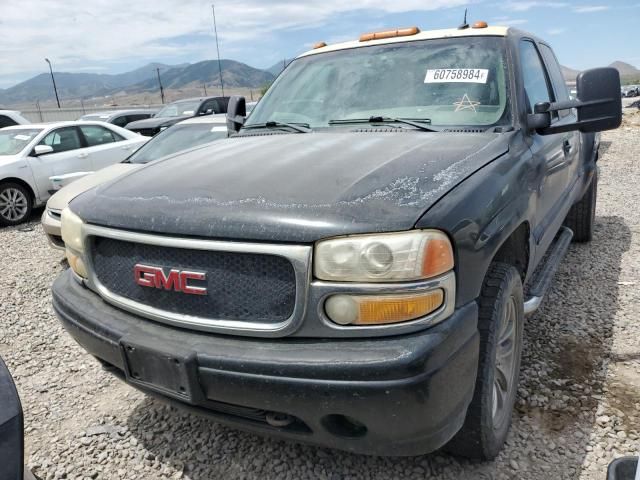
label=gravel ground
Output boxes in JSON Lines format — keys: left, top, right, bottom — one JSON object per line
{"left": 1, "top": 122, "right": 640, "bottom": 480}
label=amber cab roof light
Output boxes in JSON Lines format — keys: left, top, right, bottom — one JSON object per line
{"left": 313, "top": 42, "right": 327, "bottom": 49}
{"left": 359, "top": 26, "right": 420, "bottom": 42}
{"left": 472, "top": 21, "right": 488, "bottom": 29}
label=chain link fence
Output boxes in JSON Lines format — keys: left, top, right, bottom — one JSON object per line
{"left": 19, "top": 105, "right": 163, "bottom": 123}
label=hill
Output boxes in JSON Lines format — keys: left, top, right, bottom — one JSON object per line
{"left": 0, "top": 60, "right": 272, "bottom": 106}
{"left": 0, "top": 63, "right": 183, "bottom": 105}
{"left": 610, "top": 61, "right": 640, "bottom": 83}
{"left": 125, "top": 60, "right": 274, "bottom": 93}
{"left": 266, "top": 59, "right": 295, "bottom": 77}
{"left": 561, "top": 65, "right": 581, "bottom": 82}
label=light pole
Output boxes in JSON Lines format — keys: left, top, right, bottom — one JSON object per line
{"left": 156, "top": 67, "right": 165, "bottom": 104}
{"left": 44, "top": 58, "right": 61, "bottom": 108}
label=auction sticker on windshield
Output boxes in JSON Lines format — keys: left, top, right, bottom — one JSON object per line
{"left": 425, "top": 69, "right": 489, "bottom": 84}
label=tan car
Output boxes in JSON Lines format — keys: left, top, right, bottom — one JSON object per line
{"left": 42, "top": 115, "right": 228, "bottom": 249}
{"left": 42, "top": 163, "right": 138, "bottom": 249}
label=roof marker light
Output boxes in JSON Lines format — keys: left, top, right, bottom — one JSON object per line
{"left": 313, "top": 42, "right": 327, "bottom": 49}
{"left": 359, "top": 27, "right": 420, "bottom": 42}
{"left": 472, "top": 21, "right": 488, "bottom": 29}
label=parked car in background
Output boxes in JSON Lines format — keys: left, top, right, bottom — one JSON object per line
{"left": 0, "top": 121, "right": 148, "bottom": 226}
{"left": 42, "top": 114, "right": 229, "bottom": 248}
{"left": 0, "top": 110, "right": 30, "bottom": 128}
{"left": 125, "top": 96, "right": 229, "bottom": 137}
{"left": 622, "top": 85, "right": 640, "bottom": 97}
{"left": 79, "top": 109, "right": 159, "bottom": 128}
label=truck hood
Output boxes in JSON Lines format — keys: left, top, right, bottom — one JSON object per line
{"left": 126, "top": 116, "right": 189, "bottom": 130}
{"left": 71, "top": 132, "right": 509, "bottom": 243}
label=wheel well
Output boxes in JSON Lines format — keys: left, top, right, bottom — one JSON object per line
{"left": 493, "top": 222, "right": 530, "bottom": 281}
{"left": 0, "top": 177, "right": 36, "bottom": 202}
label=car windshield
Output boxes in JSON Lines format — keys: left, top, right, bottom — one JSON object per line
{"left": 0, "top": 128, "right": 42, "bottom": 155}
{"left": 126, "top": 123, "right": 227, "bottom": 164}
{"left": 155, "top": 101, "right": 200, "bottom": 118}
{"left": 247, "top": 36, "right": 510, "bottom": 129}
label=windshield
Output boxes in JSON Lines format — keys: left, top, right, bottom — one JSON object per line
{"left": 247, "top": 37, "right": 510, "bottom": 129}
{"left": 155, "top": 101, "right": 200, "bottom": 118}
{"left": 126, "top": 123, "right": 227, "bottom": 164}
{"left": 0, "top": 128, "right": 42, "bottom": 155}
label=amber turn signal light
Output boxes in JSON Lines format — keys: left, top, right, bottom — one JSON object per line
{"left": 359, "top": 27, "right": 420, "bottom": 42}
{"left": 421, "top": 236, "right": 454, "bottom": 279}
{"left": 325, "top": 290, "right": 444, "bottom": 326}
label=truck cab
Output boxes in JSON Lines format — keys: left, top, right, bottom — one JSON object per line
{"left": 52, "top": 23, "right": 621, "bottom": 459}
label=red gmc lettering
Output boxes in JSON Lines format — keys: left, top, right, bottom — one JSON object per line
{"left": 134, "top": 264, "right": 207, "bottom": 295}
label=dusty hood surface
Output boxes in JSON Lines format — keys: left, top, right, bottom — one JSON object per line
{"left": 47, "top": 163, "right": 140, "bottom": 211}
{"left": 71, "top": 131, "right": 509, "bottom": 243}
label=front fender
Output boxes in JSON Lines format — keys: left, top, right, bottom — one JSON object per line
{"left": 415, "top": 132, "right": 538, "bottom": 306}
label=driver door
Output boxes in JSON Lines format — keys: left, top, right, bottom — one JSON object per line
{"left": 27, "top": 126, "right": 90, "bottom": 196}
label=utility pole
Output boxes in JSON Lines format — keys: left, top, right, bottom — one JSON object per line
{"left": 156, "top": 67, "right": 165, "bottom": 104}
{"left": 211, "top": 4, "right": 225, "bottom": 97}
{"left": 203, "top": 83, "right": 208, "bottom": 96}
{"left": 44, "top": 58, "right": 61, "bottom": 108}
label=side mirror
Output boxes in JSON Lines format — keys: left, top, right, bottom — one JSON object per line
{"left": 226, "top": 96, "right": 246, "bottom": 133}
{"left": 34, "top": 145, "right": 54, "bottom": 156}
{"left": 528, "top": 67, "right": 622, "bottom": 135}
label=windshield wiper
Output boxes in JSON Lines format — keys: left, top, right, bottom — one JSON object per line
{"left": 243, "top": 121, "right": 311, "bottom": 133}
{"left": 328, "top": 116, "right": 437, "bottom": 132}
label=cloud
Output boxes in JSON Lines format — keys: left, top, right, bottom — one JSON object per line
{"left": 502, "top": 2, "right": 568, "bottom": 11}
{"left": 0, "top": 0, "right": 470, "bottom": 87}
{"left": 491, "top": 16, "right": 529, "bottom": 26}
{"left": 574, "top": 5, "right": 609, "bottom": 13}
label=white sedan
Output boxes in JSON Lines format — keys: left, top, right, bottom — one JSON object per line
{"left": 0, "top": 121, "right": 148, "bottom": 226}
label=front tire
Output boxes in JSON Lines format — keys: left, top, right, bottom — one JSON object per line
{"left": 445, "top": 262, "right": 524, "bottom": 460}
{"left": 0, "top": 182, "right": 33, "bottom": 226}
{"left": 564, "top": 170, "right": 597, "bottom": 243}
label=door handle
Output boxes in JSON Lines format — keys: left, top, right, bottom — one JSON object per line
{"left": 77, "top": 153, "right": 89, "bottom": 159}
{"left": 562, "top": 140, "right": 572, "bottom": 155}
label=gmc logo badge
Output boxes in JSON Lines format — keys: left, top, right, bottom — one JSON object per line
{"left": 134, "top": 264, "right": 207, "bottom": 296}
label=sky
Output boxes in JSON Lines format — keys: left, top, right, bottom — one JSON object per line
{"left": 1, "top": 0, "right": 639, "bottom": 89}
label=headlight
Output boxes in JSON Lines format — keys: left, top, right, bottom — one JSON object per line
{"left": 61, "top": 208, "right": 84, "bottom": 252}
{"left": 314, "top": 230, "right": 454, "bottom": 282}
{"left": 61, "top": 208, "right": 87, "bottom": 279}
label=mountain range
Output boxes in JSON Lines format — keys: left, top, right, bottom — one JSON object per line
{"left": 1, "top": 58, "right": 638, "bottom": 107}
{"left": 0, "top": 60, "right": 278, "bottom": 106}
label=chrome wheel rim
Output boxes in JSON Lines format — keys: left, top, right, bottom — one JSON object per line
{"left": 492, "top": 295, "right": 517, "bottom": 428}
{"left": 0, "top": 188, "right": 28, "bottom": 222}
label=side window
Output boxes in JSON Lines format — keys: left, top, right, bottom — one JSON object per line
{"left": 539, "top": 44, "right": 571, "bottom": 117}
{"left": 79, "top": 125, "right": 124, "bottom": 146}
{"left": 519, "top": 40, "right": 554, "bottom": 115}
{"left": 39, "top": 127, "right": 83, "bottom": 153}
{"left": 199, "top": 100, "right": 217, "bottom": 115}
{"left": 127, "top": 114, "right": 150, "bottom": 123}
{"left": 112, "top": 115, "right": 129, "bottom": 128}
{"left": 0, "top": 115, "right": 18, "bottom": 128}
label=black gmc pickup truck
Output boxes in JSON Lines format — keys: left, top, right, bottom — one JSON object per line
{"left": 52, "top": 24, "right": 621, "bottom": 459}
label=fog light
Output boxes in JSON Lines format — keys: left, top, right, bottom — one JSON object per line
{"left": 66, "top": 249, "right": 88, "bottom": 279}
{"left": 325, "top": 290, "right": 444, "bottom": 326}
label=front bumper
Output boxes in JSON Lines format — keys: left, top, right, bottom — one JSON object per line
{"left": 41, "top": 209, "right": 64, "bottom": 250}
{"left": 52, "top": 270, "right": 479, "bottom": 456}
